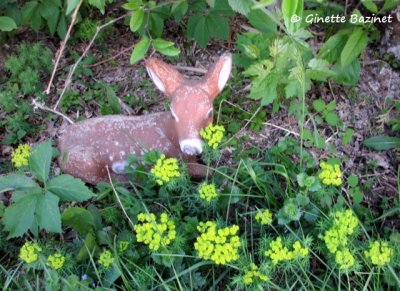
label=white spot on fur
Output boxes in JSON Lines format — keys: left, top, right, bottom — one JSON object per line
{"left": 112, "top": 161, "right": 128, "bottom": 174}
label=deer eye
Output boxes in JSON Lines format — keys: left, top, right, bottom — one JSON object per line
{"left": 206, "top": 108, "right": 213, "bottom": 119}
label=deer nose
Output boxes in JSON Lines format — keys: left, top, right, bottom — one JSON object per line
{"left": 180, "top": 139, "right": 203, "bottom": 155}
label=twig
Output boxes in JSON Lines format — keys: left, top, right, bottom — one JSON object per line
{"left": 45, "top": 0, "right": 83, "bottom": 94}
{"left": 53, "top": 13, "right": 129, "bottom": 110}
{"left": 174, "top": 65, "right": 207, "bottom": 74}
{"left": 105, "top": 165, "right": 135, "bottom": 229}
{"left": 263, "top": 122, "right": 300, "bottom": 137}
{"left": 32, "top": 99, "right": 74, "bottom": 124}
{"left": 86, "top": 43, "right": 135, "bottom": 68}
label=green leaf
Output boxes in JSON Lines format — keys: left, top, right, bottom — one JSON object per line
{"left": 0, "top": 174, "right": 41, "bottom": 193}
{"left": 36, "top": 191, "right": 61, "bottom": 233}
{"left": 0, "top": 16, "right": 17, "bottom": 31}
{"left": 66, "top": 0, "right": 80, "bottom": 15}
{"left": 153, "top": 38, "right": 180, "bottom": 56}
{"left": 39, "top": 1, "right": 59, "bottom": 35}
{"left": 131, "top": 36, "right": 150, "bottom": 64}
{"left": 382, "top": 0, "right": 400, "bottom": 11}
{"left": 77, "top": 232, "right": 99, "bottom": 261}
{"left": 88, "top": 0, "right": 106, "bottom": 14}
{"left": 325, "top": 111, "right": 339, "bottom": 126}
{"left": 347, "top": 175, "right": 358, "bottom": 187}
{"left": 281, "top": 0, "right": 303, "bottom": 34}
{"left": 187, "top": 14, "right": 209, "bottom": 47}
{"left": 342, "top": 128, "right": 354, "bottom": 145}
{"left": 62, "top": 207, "right": 94, "bottom": 234}
{"left": 47, "top": 174, "right": 95, "bottom": 202}
{"left": 206, "top": 0, "right": 216, "bottom": 7}
{"left": 22, "top": 1, "right": 39, "bottom": 22}
{"left": 29, "top": 140, "right": 53, "bottom": 183}
{"left": 313, "top": 99, "right": 325, "bottom": 112}
{"left": 361, "top": 0, "right": 378, "bottom": 13}
{"left": 247, "top": 9, "right": 277, "bottom": 35}
{"left": 332, "top": 58, "right": 360, "bottom": 85}
{"left": 363, "top": 135, "right": 400, "bottom": 151}
{"left": 326, "top": 101, "right": 336, "bottom": 111}
{"left": 3, "top": 193, "right": 38, "bottom": 238}
{"left": 306, "top": 58, "right": 333, "bottom": 81}
{"left": 207, "top": 14, "right": 229, "bottom": 40}
{"left": 121, "top": 0, "right": 142, "bottom": 10}
{"left": 252, "top": 0, "right": 277, "bottom": 9}
{"left": 57, "top": 15, "right": 67, "bottom": 39}
{"left": 317, "top": 31, "right": 348, "bottom": 63}
{"left": 130, "top": 8, "right": 144, "bottom": 32}
{"left": 341, "top": 29, "right": 369, "bottom": 67}
{"left": 228, "top": 0, "right": 252, "bottom": 15}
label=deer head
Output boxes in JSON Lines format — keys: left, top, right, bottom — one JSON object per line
{"left": 145, "top": 53, "right": 232, "bottom": 156}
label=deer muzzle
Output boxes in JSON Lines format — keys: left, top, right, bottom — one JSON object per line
{"left": 180, "top": 139, "right": 203, "bottom": 155}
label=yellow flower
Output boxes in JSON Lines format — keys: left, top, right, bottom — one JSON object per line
{"left": 194, "top": 221, "right": 241, "bottom": 265}
{"left": 320, "top": 210, "right": 358, "bottom": 254}
{"left": 264, "top": 237, "right": 308, "bottom": 265}
{"left": 19, "top": 242, "right": 42, "bottom": 264}
{"left": 134, "top": 212, "right": 176, "bottom": 251}
{"left": 150, "top": 155, "right": 180, "bottom": 185}
{"left": 98, "top": 250, "right": 114, "bottom": 268}
{"left": 364, "top": 241, "right": 393, "bottom": 266}
{"left": 335, "top": 248, "right": 355, "bottom": 270}
{"left": 47, "top": 253, "right": 65, "bottom": 270}
{"left": 255, "top": 209, "right": 273, "bottom": 225}
{"left": 11, "top": 144, "right": 31, "bottom": 168}
{"left": 318, "top": 162, "right": 342, "bottom": 186}
{"left": 200, "top": 124, "right": 225, "bottom": 149}
{"left": 118, "top": 241, "right": 129, "bottom": 253}
{"left": 198, "top": 183, "right": 218, "bottom": 202}
{"left": 242, "top": 263, "right": 269, "bottom": 285}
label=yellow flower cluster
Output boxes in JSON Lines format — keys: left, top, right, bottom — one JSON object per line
{"left": 150, "top": 155, "right": 180, "bottom": 185}
{"left": 118, "top": 241, "right": 129, "bottom": 253}
{"left": 194, "top": 221, "right": 241, "bottom": 265}
{"left": 335, "top": 248, "right": 355, "bottom": 270}
{"left": 19, "top": 242, "right": 42, "bottom": 263}
{"left": 318, "top": 162, "right": 342, "bottom": 186}
{"left": 11, "top": 144, "right": 31, "bottom": 168}
{"left": 264, "top": 237, "right": 308, "bottom": 265}
{"left": 134, "top": 212, "right": 176, "bottom": 251}
{"left": 364, "top": 241, "right": 393, "bottom": 266}
{"left": 198, "top": 183, "right": 218, "bottom": 202}
{"left": 200, "top": 124, "right": 225, "bottom": 149}
{"left": 98, "top": 250, "right": 114, "bottom": 268}
{"left": 47, "top": 253, "right": 65, "bottom": 270}
{"left": 321, "top": 210, "right": 358, "bottom": 254}
{"left": 242, "top": 263, "right": 269, "bottom": 285}
{"left": 255, "top": 209, "right": 273, "bottom": 225}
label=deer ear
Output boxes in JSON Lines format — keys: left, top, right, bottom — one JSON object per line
{"left": 145, "top": 58, "right": 183, "bottom": 97}
{"left": 200, "top": 53, "right": 232, "bottom": 100}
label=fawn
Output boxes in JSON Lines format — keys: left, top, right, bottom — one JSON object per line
{"left": 58, "top": 53, "right": 232, "bottom": 184}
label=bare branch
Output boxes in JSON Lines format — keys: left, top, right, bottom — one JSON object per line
{"left": 32, "top": 99, "right": 74, "bottom": 125}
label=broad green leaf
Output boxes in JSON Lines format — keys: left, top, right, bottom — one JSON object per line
{"left": 332, "top": 58, "right": 360, "bottom": 85}
{"left": 341, "top": 29, "right": 368, "bottom": 67}
{"left": 342, "top": 128, "right": 354, "bottom": 145}
{"left": 130, "top": 36, "right": 150, "bottom": 64}
{"left": 363, "top": 135, "right": 400, "bottom": 151}
{"left": 187, "top": 14, "right": 209, "bottom": 47}
{"left": 66, "top": 0, "right": 80, "bottom": 15}
{"left": 3, "top": 193, "right": 38, "bottom": 238}
{"left": 0, "top": 16, "right": 17, "bottom": 31}
{"left": 171, "top": 0, "right": 188, "bottom": 16}
{"left": 21, "top": 1, "right": 39, "bottom": 23}
{"left": 57, "top": 15, "right": 67, "bottom": 39}
{"left": 252, "top": 0, "right": 276, "bottom": 9}
{"left": 153, "top": 38, "right": 180, "bottom": 56}
{"left": 88, "top": 0, "right": 106, "bottom": 14}
{"left": 326, "top": 101, "right": 336, "bottom": 111}
{"left": 62, "top": 207, "right": 94, "bottom": 234}
{"left": 382, "top": 0, "right": 400, "bottom": 11}
{"left": 77, "top": 232, "right": 100, "bottom": 261}
{"left": 0, "top": 174, "right": 41, "bottom": 193}
{"left": 313, "top": 99, "right": 325, "bottom": 112}
{"left": 281, "top": 0, "right": 303, "bottom": 34}
{"left": 39, "top": 1, "right": 59, "bottom": 35}
{"left": 317, "top": 31, "right": 348, "bottom": 63}
{"left": 361, "top": 0, "right": 378, "bottom": 13}
{"left": 121, "top": 0, "right": 142, "bottom": 10}
{"left": 207, "top": 14, "right": 229, "bottom": 40}
{"left": 206, "top": 0, "right": 216, "bottom": 7}
{"left": 325, "top": 112, "right": 339, "bottom": 126}
{"left": 47, "top": 174, "right": 94, "bottom": 202}
{"left": 228, "top": 0, "right": 252, "bottom": 15}
{"left": 306, "top": 58, "right": 333, "bottom": 81}
{"left": 347, "top": 175, "right": 359, "bottom": 187}
{"left": 36, "top": 192, "right": 61, "bottom": 233}
{"left": 247, "top": 9, "right": 277, "bottom": 35}
{"left": 29, "top": 140, "right": 53, "bottom": 183}
{"left": 130, "top": 8, "right": 144, "bottom": 32}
